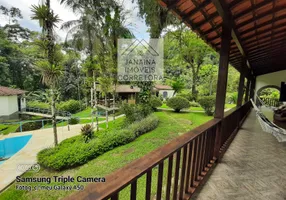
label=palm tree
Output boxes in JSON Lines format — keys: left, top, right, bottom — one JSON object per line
{"left": 31, "top": 1, "right": 61, "bottom": 146}
{"left": 103, "top": 5, "right": 134, "bottom": 121}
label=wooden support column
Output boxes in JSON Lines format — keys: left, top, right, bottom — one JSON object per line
{"left": 237, "top": 68, "right": 245, "bottom": 107}
{"left": 249, "top": 77, "right": 256, "bottom": 99}
{"left": 214, "top": 24, "right": 231, "bottom": 119}
{"left": 214, "top": 24, "right": 231, "bottom": 161}
{"left": 244, "top": 79, "right": 250, "bottom": 102}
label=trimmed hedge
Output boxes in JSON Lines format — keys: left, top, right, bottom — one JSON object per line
{"left": 27, "top": 100, "right": 82, "bottom": 114}
{"left": 58, "top": 100, "right": 81, "bottom": 114}
{"left": 167, "top": 96, "right": 190, "bottom": 112}
{"left": 37, "top": 114, "right": 159, "bottom": 171}
{"left": 150, "top": 96, "right": 163, "bottom": 111}
{"left": 198, "top": 96, "right": 216, "bottom": 116}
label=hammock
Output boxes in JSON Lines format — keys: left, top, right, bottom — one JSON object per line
{"left": 250, "top": 99, "right": 286, "bottom": 142}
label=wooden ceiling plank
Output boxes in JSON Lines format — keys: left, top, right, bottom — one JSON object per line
{"left": 233, "top": 0, "right": 273, "bottom": 20}
{"left": 236, "top": 6, "right": 286, "bottom": 29}
{"left": 181, "top": 0, "right": 212, "bottom": 20}
{"left": 212, "top": 0, "right": 252, "bottom": 70}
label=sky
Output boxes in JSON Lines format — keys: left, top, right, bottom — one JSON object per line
{"left": 0, "top": 0, "right": 150, "bottom": 41}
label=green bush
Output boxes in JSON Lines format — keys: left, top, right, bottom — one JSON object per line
{"left": 37, "top": 114, "right": 159, "bottom": 171}
{"left": 150, "top": 96, "right": 162, "bottom": 111}
{"left": 176, "top": 92, "right": 194, "bottom": 101}
{"left": 189, "top": 101, "right": 200, "bottom": 107}
{"left": 27, "top": 101, "right": 50, "bottom": 109}
{"left": 167, "top": 96, "right": 190, "bottom": 112}
{"left": 68, "top": 117, "right": 79, "bottom": 125}
{"left": 128, "top": 114, "right": 159, "bottom": 137}
{"left": 227, "top": 92, "right": 238, "bottom": 104}
{"left": 58, "top": 100, "right": 81, "bottom": 114}
{"left": 120, "top": 103, "right": 152, "bottom": 123}
{"left": 198, "top": 96, "right": 216, "bottom": 116}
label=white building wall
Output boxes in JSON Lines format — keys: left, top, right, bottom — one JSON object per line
{"left": 159, "top": 90, "right": 175, "bottom": 99}
{"left": 8, "top": 95, "right": 18, "bottom": 114}
{"left": 0, "top": 95, "right": 18, "bottom": 116}
{"left": 255, "top": 70, "right": 286, "bottom": 95}
{"left": 0, "top": 96, "right": 9, "bottom": 116}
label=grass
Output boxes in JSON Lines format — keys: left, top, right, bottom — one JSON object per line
{"left": 0, "top": 111, "right": 212, "bottom": 200}
{"left": 0, "top": 124, "right": 19, "bottom": 135}
{"left": 160, "top": 103, "right": 236, "bottom": 112}
{"left": 72, "top": 107, "right": 92, "bottom": 118}
{"left": 225, "top": 103, "right": 236, "bottom": 109}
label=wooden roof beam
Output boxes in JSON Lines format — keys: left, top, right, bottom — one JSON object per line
{"left": 181, "top": 0, "right": 212, "bottom": 20}
{"left": 229, "top": 0, "right": 244, "bottom": 9}
{"left": 212, "top": 0, "right": 252, "bottom": 70}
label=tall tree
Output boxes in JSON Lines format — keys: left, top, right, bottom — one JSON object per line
{"left": 31, "top": 1, "right": 61, "bottom": 146}
{"left": 133, "top": 0, "right": 176, "bottom": 38}
{"left": 103, "top": 5, "right": 134, "bottom": 121}
{"left": 164, "top": 29, "right": 213, "bottom": 100}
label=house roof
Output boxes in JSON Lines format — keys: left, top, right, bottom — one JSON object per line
{"left": 158, "top": 0, "right": 286, "bottom": 76}
{"left": 154, "top": 84, "right": 173, "bottom": 90}
{"left": 116, "top": 85, "right": 141, "bottom": 93}
{"left": 0, "top": 86, "right": 26, "bottom": 96}
{"left": 96, "top": 84, "right": 141, "bottom": 93}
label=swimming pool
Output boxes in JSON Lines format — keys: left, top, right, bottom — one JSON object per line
{"left": 0, "top": 135, "right": 32, "bottom": 165}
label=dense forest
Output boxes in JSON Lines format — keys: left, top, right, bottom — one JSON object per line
{"left": 0, "top": 1, "right": 240, "bottom": 104}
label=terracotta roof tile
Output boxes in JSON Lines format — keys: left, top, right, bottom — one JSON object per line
{"left": 0, "top": 86, "right": 26, "bottom": 96}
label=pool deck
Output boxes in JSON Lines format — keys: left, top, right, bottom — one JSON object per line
{"left": 0, "top": 115, "right": 124, "bottom": 192}
{"left": 0, "top": 124, "right": 82, "bottom": 192}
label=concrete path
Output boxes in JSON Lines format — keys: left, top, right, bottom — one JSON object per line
{"left": 0, "top": 114, "right": 125, "bottom": 192}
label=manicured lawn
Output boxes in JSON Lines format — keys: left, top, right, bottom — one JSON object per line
{"left": 72, "top": 107, "right": 92, "bottom": 118}
{"left": 160, "top": 103, "right": 204, "bottom": 111}
{"left": 0, "top": 111, "right": 212, "bottom": 200}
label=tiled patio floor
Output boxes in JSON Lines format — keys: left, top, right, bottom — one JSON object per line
{"left": 192, "top": 109, "right": 286, "bottom": 200}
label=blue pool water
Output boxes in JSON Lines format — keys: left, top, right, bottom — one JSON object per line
{"left": 0, "top": 135, "right": 32, "bottom": 165}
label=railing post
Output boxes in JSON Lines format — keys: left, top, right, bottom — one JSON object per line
{"left": 214, "top": 23, "right": 231, "bottom": 161}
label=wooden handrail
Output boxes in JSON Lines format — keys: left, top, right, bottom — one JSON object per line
{"left": 65, "top": 102, "right": 252, "bottom": 200}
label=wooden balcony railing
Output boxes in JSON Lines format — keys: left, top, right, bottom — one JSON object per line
{"left": 66, "top": 101, "right": 252, "bottom": 200}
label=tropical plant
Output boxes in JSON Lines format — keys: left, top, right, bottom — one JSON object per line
{"left": 31, "top": 0, "right": 62, "bottom": 146}
{"left": 81, "top": 124, "right": 93, "bottom": 143}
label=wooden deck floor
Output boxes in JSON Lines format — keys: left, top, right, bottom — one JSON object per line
{"left": 192, "top": 110, "right": 286, "bottom": 200}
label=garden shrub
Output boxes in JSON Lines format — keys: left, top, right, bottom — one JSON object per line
{"left": 198, "top": 96, "right": 216, "bottom": 116}
{"left": 176, "top": 92, "right": 194, "bottom": 101}
{"left": 120, "top": 103, "right": 152, "bottom": 123}
{"left": 37, "top": 114, "right": 159, "bottom": 171}
{"left": 58, "top": 100, "right": 81, "bottom": 114}
{"left": 189, "top": 101, "right": 200, "bottom": 107}
{"left": 128, "top": 114, "right": 159, "bottom": 137}
{"left": 167, "top": 96, "right": 190, "bottom": 112}
{"left": 68, "top": 117, "right": 79, "bottom": 125}
{"left": 27, "top": 101, "right": 50, "bottom": 109}
{"left": 150, "top": 96, "right": 162, "bottom": 111}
